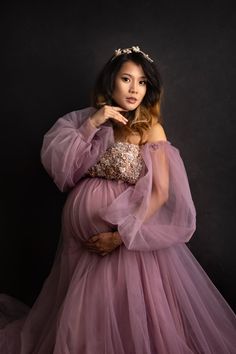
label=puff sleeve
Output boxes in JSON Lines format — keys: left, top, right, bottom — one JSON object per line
{"left": 99, "top": 141, "right": 196, "bottom": 251}
{"left": 40, "top": 107, "right": 114, "bottom": 192}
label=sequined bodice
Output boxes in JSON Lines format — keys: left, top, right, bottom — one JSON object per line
{"left": 87, "top": 142, "right": 143, "bottom": 184}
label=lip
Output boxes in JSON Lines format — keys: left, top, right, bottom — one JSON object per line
{"left": 126, "top": 97, "right": 138, "bottom": 104}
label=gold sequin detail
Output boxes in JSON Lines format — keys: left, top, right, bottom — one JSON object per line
{"left": 87, "top": 142, "right": 143, "bottom": 184}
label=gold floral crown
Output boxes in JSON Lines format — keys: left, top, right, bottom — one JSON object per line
{"left": 111, "top": 46, "right": 154, "bottom": 63}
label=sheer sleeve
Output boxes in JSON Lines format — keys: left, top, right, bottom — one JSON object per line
{"left": 40, "top": 107, "right": 114, "bottom": 192}
{"left": 99, "top": 141, "right": 196, "bottom": 251}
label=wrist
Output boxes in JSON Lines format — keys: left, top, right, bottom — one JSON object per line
{"left": 113, "top": 231, "right": 123, "bottom": 246}
{"left": 89, "top": 117, "right": 100, "bottom": 129}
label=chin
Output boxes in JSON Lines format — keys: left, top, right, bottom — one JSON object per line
{"left": 122, "top": 102, "right": 139, "bottom": 111}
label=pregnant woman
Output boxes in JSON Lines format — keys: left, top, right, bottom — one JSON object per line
{"left": 1, "top": 46, "right": 236, "bottom": 353}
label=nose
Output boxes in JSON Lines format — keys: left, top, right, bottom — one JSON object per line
{"left": 129, "top": 81, "right": 138, "bottom": 94}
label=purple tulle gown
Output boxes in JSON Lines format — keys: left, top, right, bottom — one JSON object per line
{"left": 0, "top": 106, "right": 236, "bottom": 353}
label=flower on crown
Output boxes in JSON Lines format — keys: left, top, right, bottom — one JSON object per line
{"left": 112, "top": 46, "right": 154, "bottom": 63}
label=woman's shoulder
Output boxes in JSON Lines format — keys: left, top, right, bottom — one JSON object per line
{"left": 146, "top": 123, "right": 167, "bottom": 143}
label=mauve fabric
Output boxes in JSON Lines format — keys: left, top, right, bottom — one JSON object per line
{"left": 0, "top": 106, "right": 236, "bottom": 353}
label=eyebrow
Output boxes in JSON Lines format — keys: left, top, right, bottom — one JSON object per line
{"left": 121, "top": 73, "right": 147, "bottom": 79}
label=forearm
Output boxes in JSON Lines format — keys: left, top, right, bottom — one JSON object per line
{"left": 144, "top": 189, "right": 168, "bottom": 221}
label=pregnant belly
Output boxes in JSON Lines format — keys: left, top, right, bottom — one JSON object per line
{"left": 62, "top": 177, "right": 128, "bottom": 241}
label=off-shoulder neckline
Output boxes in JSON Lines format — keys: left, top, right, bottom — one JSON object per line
{"left": 114, "top": 140, "right": 172, "bottom": 146}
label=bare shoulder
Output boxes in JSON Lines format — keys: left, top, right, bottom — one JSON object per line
{"left": 146, "top": 123, "right": 167, "bottom": 143}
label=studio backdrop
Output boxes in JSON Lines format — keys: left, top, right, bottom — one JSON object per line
{"left": 1, "top": 0, "right": 235, "bottom": 311}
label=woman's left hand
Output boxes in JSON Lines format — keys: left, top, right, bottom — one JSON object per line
{"left": 83, "top": 231, "right": 123, "bottom": 256}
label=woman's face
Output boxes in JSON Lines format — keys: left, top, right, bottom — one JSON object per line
{"left": 112, "top": 60, "right": 147, "bottom": 111}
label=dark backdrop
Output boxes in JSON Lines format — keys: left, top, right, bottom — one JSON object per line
{"left": 1, "top": 1, "right": 235, "bottom": 311}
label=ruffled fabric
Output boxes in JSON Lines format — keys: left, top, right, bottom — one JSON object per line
{"left": 0, "top": 106, "right": 235, "bottom": 354}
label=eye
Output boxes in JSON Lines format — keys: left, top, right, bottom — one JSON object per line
{"left": 121, "top": 77, "right": 130, "bottom": 82}
{"left": 139, "top": 80, "right": 147, "bottom": 86}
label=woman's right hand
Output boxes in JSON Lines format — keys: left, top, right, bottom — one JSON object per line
{"left": 82, "top": 231, "right": 123, "bottom": 256}
{"left": 89, "top": 105, "right": 128, "bottom": 128}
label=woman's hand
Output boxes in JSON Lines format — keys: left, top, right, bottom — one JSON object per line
{"left": 89, "top": 105, "right": 128, "bottom": 128}
{"left": 83, "top": 231, "right": 123, "bottom": 256}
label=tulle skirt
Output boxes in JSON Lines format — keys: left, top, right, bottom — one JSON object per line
{"left": 0, "top": 177, "right": 236, "bottom": 353}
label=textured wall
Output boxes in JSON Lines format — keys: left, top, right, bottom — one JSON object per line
{"left": 0, "top": 0, "right": 235, "bottom": 310}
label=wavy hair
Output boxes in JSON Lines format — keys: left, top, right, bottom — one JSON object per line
{"left": 91, "top": 50, "right": 163, "bottom": 143}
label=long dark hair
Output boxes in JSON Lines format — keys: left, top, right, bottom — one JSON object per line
{"left": 92, "top": 49, "right": 163, "bottom": 143}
